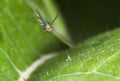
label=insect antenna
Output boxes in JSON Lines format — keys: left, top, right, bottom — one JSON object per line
{"left": 50, "top": 12, "right": 59, "bottom": 25}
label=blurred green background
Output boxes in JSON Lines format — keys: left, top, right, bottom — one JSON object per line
{"left": 56, "top": 0, "right": 120, "bottom": 43}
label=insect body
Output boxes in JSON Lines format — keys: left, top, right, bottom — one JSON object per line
{"left": 35, "top": 10, "right": 53, "bottom": 32}
{"left": 35, "top": 10, "right": 59, "bottom": 32}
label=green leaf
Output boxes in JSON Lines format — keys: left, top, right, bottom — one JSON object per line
{"left": 0, "top": 0, "right": 72, "bottom": 81}
{"left": 1, "top": 0, "right": 120, "bottom": 81}
{"left": 28, "top": 28, "right": 120, "bottom": 81}
{"left": 26, "top": 0, "right": 73, "bottom": 47}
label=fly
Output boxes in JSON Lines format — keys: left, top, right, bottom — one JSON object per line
{"left": 35, "top": 10, "right": 59, "bottom": 32}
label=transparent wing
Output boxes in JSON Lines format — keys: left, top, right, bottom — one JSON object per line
{"left": 34, "top": 10, "right": 47, "bottom": 29}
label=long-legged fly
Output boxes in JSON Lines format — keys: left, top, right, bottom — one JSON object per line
{"left": 35, "top": 10, "right": 59, "bottom": 32}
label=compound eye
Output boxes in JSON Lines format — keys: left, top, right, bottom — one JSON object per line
{"left": 45, "top": 26, "right": 53, "bottom": 32}
{"left": 48, "top": 28, "right": 52, "bottom": 32}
